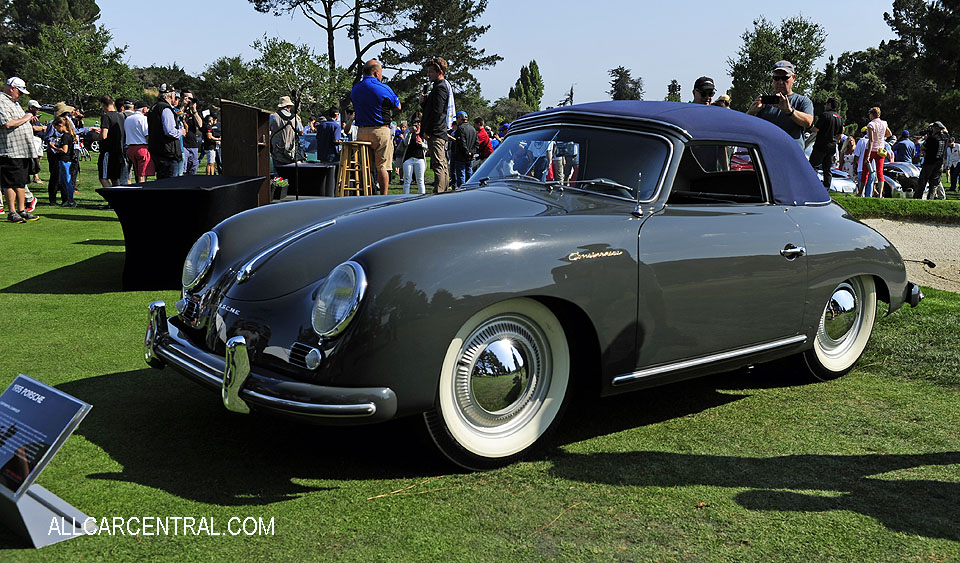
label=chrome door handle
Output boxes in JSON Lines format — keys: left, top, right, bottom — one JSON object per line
{"left": 780, "top": 244, "right": 805, "bottom": 259}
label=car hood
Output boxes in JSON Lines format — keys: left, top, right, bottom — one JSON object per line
{"left": 224, "top": 185, "right": 567, "bottom": 301}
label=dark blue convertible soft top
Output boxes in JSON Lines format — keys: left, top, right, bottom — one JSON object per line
{"left": 527, "top": 101, "right": 831, "bottom": 206}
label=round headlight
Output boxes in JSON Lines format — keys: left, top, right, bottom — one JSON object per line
{"left": 182, "top": 231, "right": 218, "bottom": 289}
{"left": 312, "top": 261, "right": 367, "bottom": 338}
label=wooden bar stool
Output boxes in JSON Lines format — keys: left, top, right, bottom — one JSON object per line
{"left": 337, "top": 141, "right": 374, "bottom": 196}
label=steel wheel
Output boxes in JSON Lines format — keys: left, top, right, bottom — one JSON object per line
{"left": 424, "top": 298, "right": 570, "bottom": 470}
{"left": 803, "top": 276, "right": 877, "bottom": 380}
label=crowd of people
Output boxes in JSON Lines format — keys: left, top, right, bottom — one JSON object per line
{"left": 0, "top": 76, "right": 222, "bottom": 223}
{"left": 692, "top": 61, "right": 958, "bottom": 199}
{"left": 3, "top": 58, "right": 957, "bottom": 223}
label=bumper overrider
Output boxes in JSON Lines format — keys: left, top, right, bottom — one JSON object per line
{"left": 144, "top": 301, "right": 397, "bottom": 422}
{"left": 905, "top": 282, "right": 924, "bottom": 308}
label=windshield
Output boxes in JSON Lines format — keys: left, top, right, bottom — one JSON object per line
{"left": 468, "top": 126, "right": 670, "bottom": 200}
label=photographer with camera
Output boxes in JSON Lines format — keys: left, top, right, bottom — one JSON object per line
{"left": 179, "top": 90, "right": 202, "bottom": 175}
{"left": 915, "top": 121, "right": 949, "bottom": 199}
{"left": 746, "top": 61, "right": 813, "bottom": 150}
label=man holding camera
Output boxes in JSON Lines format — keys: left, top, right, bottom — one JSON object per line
{"left": 747, "top": 60, "right": 813, "bottom": 150}
{"left": 148, "top": 84, "right": 183, "bottom": 179}
{"left": 915, "top": 121, "right": 949, "bottom": 199}
{"left": 179, "top": 90, "right": 202, "bottom": 175}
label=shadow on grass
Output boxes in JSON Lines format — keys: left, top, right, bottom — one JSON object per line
{"left": 0, "top": 252, "right": 124, "bottom": 294}
{"left": 73, "top": 239, "right": 124, "bottom": 247}
{"left": 40, "top": 213, "right": 117, "bottom": 222}
{"left": 548, "top": 449, "right": 960, "bottom": 541}
{"left": 56, "top": 369, "right": 449, "bottom": 506}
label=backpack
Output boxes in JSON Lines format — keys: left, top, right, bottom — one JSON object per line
{"left": 271, "top": 112, "right": 304, "bottom": 165}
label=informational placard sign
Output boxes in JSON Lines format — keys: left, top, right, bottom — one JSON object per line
{"left": 0, "top": 375, "right": 90, "bottom": 502}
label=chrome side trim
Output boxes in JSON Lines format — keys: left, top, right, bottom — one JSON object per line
{"left": 237, "top": 219, "right": 336, "bottom": 283}
{"left": 612, "top": 335, "right": 808, "bottom": 386}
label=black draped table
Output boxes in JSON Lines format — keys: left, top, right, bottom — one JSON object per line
{"left": 275, "top": 162, "right": 338, "bottom": 198}
{"left": 97, "top": 175, "right": 264, "bottom": 290}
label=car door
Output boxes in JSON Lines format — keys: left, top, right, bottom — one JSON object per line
{"left": 634, "top": 144, "right": 807, "bottom": 369}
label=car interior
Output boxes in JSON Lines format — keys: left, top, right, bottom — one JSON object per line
{"left": 667, "top": 144, "right": 767, "bottom": 204}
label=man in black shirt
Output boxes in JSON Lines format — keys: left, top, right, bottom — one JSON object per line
{"left": 419, "top": 56, "right": 453, "bottom": 193}
{"left": 915, "top": 121, "right": 949, "bottom": 199}
{"left": 809, "top": 97, "right": 842, "bottom": 189}
{"left": 97, "top": 95, "right": 126, "bottom": 186}
{"left": 450, "top": 111, "right": 477, "bottom": 187}
{"left": 179, "top": 90, "right": 202, "bottom": 175}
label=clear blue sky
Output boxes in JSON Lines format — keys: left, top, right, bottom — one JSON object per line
{"left": 96, "top": 0, "right": 897, "bottom": 106}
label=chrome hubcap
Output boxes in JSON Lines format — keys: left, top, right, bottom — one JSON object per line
{"left": 818, "top": 280, "right": 863, "bottom": 357}
{"left": 454, "top": 314, "right": 550, "bottom": 431}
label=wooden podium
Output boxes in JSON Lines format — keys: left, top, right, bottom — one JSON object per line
{"left": 220, "top": 99, "right": 273, "bottom": 206}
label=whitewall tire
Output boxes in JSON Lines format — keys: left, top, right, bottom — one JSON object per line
{"left": 803, "top": 276, "right": 877, "bottom": 381}
{"left": 424, "top": 298, "right": 570, "bottom": 470}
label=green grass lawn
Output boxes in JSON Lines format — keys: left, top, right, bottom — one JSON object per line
{"left": 0, "top": 165, "right": 957, "bottom": 560}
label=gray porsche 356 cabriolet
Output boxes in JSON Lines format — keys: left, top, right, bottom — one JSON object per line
{"left": 144, "top": 101, "right": 923, "bottom": 469}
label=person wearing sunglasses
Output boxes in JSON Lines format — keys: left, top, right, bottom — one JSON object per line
{"left": 746, "top": 60, "right": 814, "bottom": 150}
{"left": 691, "top": 76, "right": 716, "bottom": 105}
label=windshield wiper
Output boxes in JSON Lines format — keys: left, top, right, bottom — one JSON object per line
{"left": 568, "top": 178, "right": 634, "bottom": 198}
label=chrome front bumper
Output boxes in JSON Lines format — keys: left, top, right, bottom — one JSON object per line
{"left": 144, "top": 301, "right": 397, "bottom": 422}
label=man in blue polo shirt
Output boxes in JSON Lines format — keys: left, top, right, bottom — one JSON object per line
{"left": 350, "top": 59, "right": 401, "bottom": 195}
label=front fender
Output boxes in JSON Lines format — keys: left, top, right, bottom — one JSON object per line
{"left": 329, "top": 215, "right": 641, "bottom": 415}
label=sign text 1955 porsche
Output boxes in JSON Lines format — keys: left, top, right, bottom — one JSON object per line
{"left": 144, "top": 101, "right": 922, "bottom": 470}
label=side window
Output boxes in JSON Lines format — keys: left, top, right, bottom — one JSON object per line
{"left": 668, "top": 144, "right": 768, "bottom": 204}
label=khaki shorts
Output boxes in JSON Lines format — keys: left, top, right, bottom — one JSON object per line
{"left": 357, "top": 126, "right": 394, "bottom": 172}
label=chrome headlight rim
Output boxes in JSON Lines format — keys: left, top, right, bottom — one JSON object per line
{"left": 312, "top": 261, "right": 367, "bottom": 338}
{"left": 182, "top": 231, "right": 219, "bottom": 290}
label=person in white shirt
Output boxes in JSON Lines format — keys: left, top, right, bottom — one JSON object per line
{"left": 946, "top": 137, "right": 960, "bottom": 192}
{"left": 124, "top": 102, "right": 152, "bottom": 183}
{"left": 853, "top": 129, "right": 876, "bottom": 197}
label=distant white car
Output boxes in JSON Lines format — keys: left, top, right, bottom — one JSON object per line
{"left": 817, "top": 168, "right": 857, "bottom": 193}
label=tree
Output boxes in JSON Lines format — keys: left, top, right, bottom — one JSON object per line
{"left": 882, "top": 0, "right": 960, "bottom": 128}
{"left": 250, "top": 0, "right": 502, "bottom": 115}
{"left": 607, "top": 66, "right": 643, "bottom": 100}
{"left": 133, "top": 64, "right": 202, "bottom": 95}
{"left": 250, "top": 0, "right": 405, "bottom": 77}
{"left": 726, "top": 15, "right": 826, "bottom": 111}
{"left": 377, "top": 0, "right": 502, "bottom": 111}
{"left": 0, "top": 0, "right": 101, "bottom": 77}
{"left": 558, "top": 85, "right": 574, "bottom": 107}
{"left": 665, "top": 79, "right": 682, "bottom": 102}
{"left": 23, "top": 20, "right": 141, "bottom": 109}
{"left": 508, "top": 60, "right": 544, "bottom": 110}
{"left": 200, "top": 56, "right": 255, "bottom": 105}
{"left": 490, "top": 96, "right": 532, "bottom": 125}
{"left": 247, "top": 35, "right": 351, "bottom": 116}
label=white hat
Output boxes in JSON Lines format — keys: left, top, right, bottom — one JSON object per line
{"left": 6, "top": 77, "right": 29, "bottom": 95}
{"left": 27, "top": 100, "right": 41, "bottom": 108}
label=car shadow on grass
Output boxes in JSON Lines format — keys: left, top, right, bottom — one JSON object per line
{"left": 39, "top": 212, "right": 118, "bottom": 222}
{"left": 56, "top": 368, "right": 450, "bottom": 506}
{"left": 72, "top": 239, "right": 124, "bottom": 246}
{"left": 547, "top": 448, "right": 960, "bottom": 542}
{"left": 0, "top": 252, "right": 123, "bottom": 294}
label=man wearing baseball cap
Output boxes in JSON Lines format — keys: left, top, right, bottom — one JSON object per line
{"left": 746, "top": 60, "right": 814, "bottom": 150}
{"left": 0, "top": 77, "right": 42, "bottom": 222}
{"left": 915, "top": 121, "right": 949, "bottom": 199}
{"left": 691, "top": 76, "right": 716, "bottom": 105}
{"left": 450, "top": 110, "right": 477, "bottom": 187}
